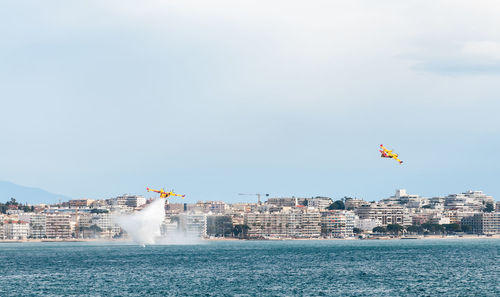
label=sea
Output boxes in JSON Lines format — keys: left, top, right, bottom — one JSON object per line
{"left": 0, "top": 239, "right": 498, "bottom": 296}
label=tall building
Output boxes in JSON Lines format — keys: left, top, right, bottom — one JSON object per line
{"left": 46, "top": 214, "right": 72, "bottom": 239}
{"left": 461, "top": 213, "right": 500, "bottom": 235}
{"left": 29, "top": 214, "right": 47, "bottom": 239}
{"left": 206, "top": 215, "right": 233, "bottom": 237}
{"left": 3, "top": 220, "right": 29, "bottom": 240}
{"left": 177, "top": 213, "right": 207, "bottom": 238}
{"left": 321, "top": 210, "right": 355, "bottom": 238}
{"left": 244, "top": 210, "right": 321, "bottom": 238}
{"left": 91, "top": 213, "right": 121, "bottom": 238}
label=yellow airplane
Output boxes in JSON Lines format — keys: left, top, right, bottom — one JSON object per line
{"left": 146, "top": 187, "right": 185, "bottom": 199}
{"left": 379, "top": 144, "right": 403, "bottom": 164}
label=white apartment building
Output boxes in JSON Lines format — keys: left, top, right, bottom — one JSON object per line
{"left": 177, "top": 213, "right": 207, "bottom": 238}
{"left": 46, "top": 214, "right": 72, "bottom": 239}
{"left": 381, "top": 189, "right": 429, "bottom": 208}
{"left": 321, "top": 210, "right": 355, "bottom": 238}
{"left": 355, "top": 204, "right": 412, "bottom": 226}
{"left": 307, "top": 197, "right": 333, "bottom": 209}
{"left": 244, "top": 210, "right": 321, "bottom": 238}
{"left": 29, "top": 214, "right": 47, "bottom": 239}
{"left": 91, "top": 213, "right": 121, "bottom": 237}
{"left": 444, "top": 191, "right": 494, "bottom": 212}
{"left": 194, "top": 201, "right": 227, "bottom": 214}
{"left": 3, "top": 220, "right": 29, "bottom": 240}
{"left": 354, "top": 217, "right": 381, "bottom": 231}
{"left": 345, "top": 199, "right": 369, "bottom": 210}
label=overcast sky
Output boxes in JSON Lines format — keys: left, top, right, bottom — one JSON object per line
{"left": 1, "top": 0, "right": 499, "bottom": 202}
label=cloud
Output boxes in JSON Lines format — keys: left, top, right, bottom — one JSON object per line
{"left": 462, "top": 41, "right": 500, "bottom": 61}
{"left": 409, "top": 40, "right": 500, "bottom": 75}
{"left": 0, "top": 1, "right": 500, "bottom": 199}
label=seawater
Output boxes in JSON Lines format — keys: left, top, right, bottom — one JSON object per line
{"left": 0, "top": 239, "right": 498, "bottom": 296}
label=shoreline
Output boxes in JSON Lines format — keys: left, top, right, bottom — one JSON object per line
{"left": 1, "top": 234, "right": 498, "bottom": 243}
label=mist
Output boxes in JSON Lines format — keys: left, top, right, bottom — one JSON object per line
{"left": 114, "top": 198, "right": 165, "bottom": 246}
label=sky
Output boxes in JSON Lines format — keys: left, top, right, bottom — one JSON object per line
{"left": 1, "top": 0, "right": 499, "bottom": 202}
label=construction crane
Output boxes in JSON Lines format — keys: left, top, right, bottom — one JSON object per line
{"left": 238, "top": 193, "right": 269, "bottom": 205}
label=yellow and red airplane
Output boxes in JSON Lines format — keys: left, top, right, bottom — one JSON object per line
{"left": 379, "top": 144, "right": 403, "bottom": 164}
{"left": 146, "top": 187, "right": 185, "bottom": 199}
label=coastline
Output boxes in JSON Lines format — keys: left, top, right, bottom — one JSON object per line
{"left": 1, "top": 234, "right": 498, "bottom": 243}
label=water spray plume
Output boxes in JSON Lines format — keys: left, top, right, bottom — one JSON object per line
{"left": 114, "top": 198, "right": 165, "bottom": 246}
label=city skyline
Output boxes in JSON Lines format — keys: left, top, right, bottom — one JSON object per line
{"left": 1, "top": 180, "right": 498, "bottom": 205}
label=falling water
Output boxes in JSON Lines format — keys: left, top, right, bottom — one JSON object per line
{"left": 114, "top": 198, "right": 165, "bottom": 246}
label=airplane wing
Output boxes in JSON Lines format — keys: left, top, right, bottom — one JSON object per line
{"left": 380, "top": 144, "right": 390, "bottom": 153}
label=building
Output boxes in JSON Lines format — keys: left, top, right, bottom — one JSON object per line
{"left": 69, "top": 199, "right": 95, "bottom": 208}
{"left": 355, "top": 204, "right": 412, "bottom": 226}
{"left": 244, "top": 210, "right": 321, "bottom": 238}
{"left": 307, "top": 197, "right": 333, "bottom": 209}
{"left": 3, "top": 220, "right": 29, "bottom": 240}
{"left": 194, "top": 201, "right": 227, "bottom": 214}
{"left": 46, "top": 214, "right": 72, "bottom": 239}
{"left": 118, "top": 195, "right": 147, "bottom": 208}
{"left": 321, "top": 210, "right": 355, "bottom": 238}
{"left": 29, "top": 214, "right": 47, "bottom": 239}
{"left": 165, "top": 202, "right": 185, "bottom": 214}
{"left": 429, "top": 214, "right": 451, "bottom": 225}
{"left": 206, "top": 215, "right": 233, "bottom": 237}
{"left": 91, "top": 213, "right": 121, "bottom": 238}
{"left": 267, "top": 197, "right": 307, "bottom": 207}
{"left": 108, "top": 195, "right": 146, "bottom": 209}
{"left": 444, "top": 190, "right": 494, "bottom": 212}
{"left": 354, "top": 217, "right": 380, "bottom": 231}
{"left": 345, "top": 198, "right": 369, "bottom": 210}
{"left": 461, "top": 213, "right": 500, "bottom": 235}
{"left": 177, "top": 213, "right": 207, "bottom": 238}
{"left": 381, "top": 189, "right": 429, "bottom": 208}
{"left": 442, "top": 210, "right": 477, "bottom": 225}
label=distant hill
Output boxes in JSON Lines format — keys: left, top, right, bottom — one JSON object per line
{"left": 0, "top": 181, "right": 71, "bottom": 205}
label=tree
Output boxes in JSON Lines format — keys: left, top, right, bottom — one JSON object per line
{"left": 386, "top": 224, "right": 404, "bottom": 235}
{"left": 422, "top": 223, "right": 445, "bottom": 234}
{"left": 22, "top": 205, "right": 33, "bottom": 213}
{"left": 327, "top": 200, "right": 345, "bottom": 210}
{"left": 6, "top": 198, "right": 18, "bottom": 206}
{"left": 461, "top": 224, "right": 472, "bottom": 233}
{"left": 406, "top": 225, "right": 424, "bottom": 234}
{"left": 232, "top": 224, "right": 250, "bottom": 239}
{"left": 353, "top": 227, "right": 363, "bottom": 234}
{"left": 443, "top": 224, "right": 461, "bottom": 233}
{"left": 484, "top": 203, "right": 494, "bottom": 213}
{"left": 89, "top": 224, "right": 103, "bottom": 233}
{"left": 302, "top": 199, "right": 309, "bottom": 207}
{"left": 372, "top": 226, "right": 387, "bottom": 233}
